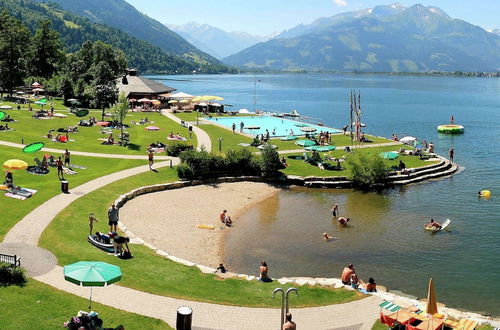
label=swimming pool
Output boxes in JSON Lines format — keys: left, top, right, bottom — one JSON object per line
{"left": 206, "top": 116, "right": 341, "bottom": 137}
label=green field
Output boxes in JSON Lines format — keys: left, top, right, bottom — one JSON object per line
{"left": 0, "top": 280, "right": 170, "bottom": 329}
{"left": 39, "top": 168, "right": 361, "bottom": 308}
{"left": 0, "top": 145, "right": 145, "bottom": 240}
{"left": 0, "top": 104, "right": 195, "bottom": 155}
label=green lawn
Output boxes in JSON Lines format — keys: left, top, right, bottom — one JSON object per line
{"left": 40, "top": 167, "right": 361, "bottom": 308}
{"left": 281, "top": 145, "right": 439, "bottom": 177}
{"left": 0, "top": 280, "right": 170, "bottom": 329}
{"left": 199, "top": 123, "right": 253, "bottom": 153}
{"left": 0, "top": 106, "right": 195, "bottom": 155}
{"left": 0, "top": 145, "right": 145, "bottom": 240}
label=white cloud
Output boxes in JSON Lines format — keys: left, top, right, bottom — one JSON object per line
{"left": 333, "top": 0, "right": 348, "bottom": 6}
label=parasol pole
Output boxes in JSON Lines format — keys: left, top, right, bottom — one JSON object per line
{"left": 349, "top": 90, "right": 353, "bottom": 145}
{"left": 89, "top": 286, "right": 93, "bottom": 310}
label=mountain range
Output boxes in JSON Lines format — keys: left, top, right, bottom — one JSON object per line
{"left": 167, "top": 22, "right": 268, "bottom": 59}
{"left": 30, "top": 0, "right": 227, "bottom": 70}
{"left": 224, "top": 3, "right": 500, "bottom": 72}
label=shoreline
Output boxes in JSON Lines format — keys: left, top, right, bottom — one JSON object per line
{"left": 116, "top": 180, "right": 500, "bottom": 324}
{"left": 119, "top": 182, "right": 279, "bottom": 268}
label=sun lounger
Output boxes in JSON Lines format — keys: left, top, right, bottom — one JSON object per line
{"left": 456, "top": 319, "right": 478, "bottom": 330}
{"left": 379, "top": 300, "right": 402, "bottom": 312}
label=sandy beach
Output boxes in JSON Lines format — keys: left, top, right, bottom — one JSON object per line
{"left": 120, "top": 182, "right": 279, "bottom": 267}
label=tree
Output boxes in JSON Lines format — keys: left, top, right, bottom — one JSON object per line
{"left": 29, "top": 20, "right": 64, "bottom": 78}
{"left": 260, "top": 145, "right": 282, "bottom": 177}
{"left": 0, "top": 10, "right": 30, "bottom": 96}
{"left": 111, "top": 92, "right": 129, "bottom": 145}
{"left": 345, "top": 151, "right": 388, "bottom": 187}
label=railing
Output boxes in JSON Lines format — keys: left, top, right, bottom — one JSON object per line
{"left": 0, "top": 253, "right": 21, "bottom": 267}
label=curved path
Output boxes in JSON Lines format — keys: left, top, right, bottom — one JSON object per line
{"left": 0, "top": 140, "right": 172, "bottom": 160}
{"left": 2, "top": 164, "right": 381, "bottom": 329}
{"left": 162, "top": 110, "right": 212, "bottom": 152}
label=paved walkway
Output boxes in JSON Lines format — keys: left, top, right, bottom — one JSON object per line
{"left": 162, "top": 110, "right": 212, "bottom": 152}
{"left": 0, "top": 140, "right": 172, "bottom": 160}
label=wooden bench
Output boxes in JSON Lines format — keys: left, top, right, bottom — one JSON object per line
{"left": 0, "top": 253, "right": 21, "bottom": 267}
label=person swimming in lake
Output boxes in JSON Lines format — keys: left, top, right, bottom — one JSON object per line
{"left": 322, "top": 233, "right": 334, "bottom": 240}
{"left": 331, "top": 203, "right": 339, "bottom": 217}
{"left": 425, "top": 218, "right": 441, "bottom": 230}
{"left": 338, "top": 217, "right": 350, "bottom": 226}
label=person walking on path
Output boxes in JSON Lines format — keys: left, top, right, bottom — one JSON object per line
{"left": 449, "top": 147, "right": 454, "bottom": 163}
{"left": 331, "top": 203, "right": 339, "bottom": 217}
{"left": 108, "top": 204, "right": 119, "bottom": 232}
{"left": 148, "top": 148, "right": 154, "bottom": 170}
{"left": 88, "top": 213, "right": 98, "bottom": 235}
{"left": 283, "top": 313, "right": 296, "bottom": 330}
{"left": 64, "top": 149, "right": 71, "bottom": 167}
{"left": 56, "top": 156, "right": 64, "bottom": 180}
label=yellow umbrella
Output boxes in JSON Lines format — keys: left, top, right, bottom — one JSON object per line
{"left": 191, "top": 96, "right": 203, "bottom": 102}
{"left": 425, "top": 278, "right": 438, "bottom": 315}
{"left": 168, "top": 100, "right": 178, "bottom": 104}
{"left": 201, "top": 95, "right": 224, "bottom": 101}
{"left": 3, "top": 159, "right": 28, "bottom": 170}
{"left": 152, "top": 100, "right": 161, "bottom": 105}
{"left": 179, "top": 99, "right": 190, "bottom": 104}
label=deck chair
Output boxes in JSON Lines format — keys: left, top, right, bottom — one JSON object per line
{"left": 379, "top": 300, "right": 402, "bottom": 313}
{"left": 457, "top": 319, "right": 478, "bottom": 330}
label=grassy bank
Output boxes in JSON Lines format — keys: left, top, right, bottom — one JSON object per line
{"left": 0, "top": 280, "right": 170, "bottom": 329}
{"left": 40, "top": 168, "right": 361, "bottom": 308}
{"left": 0, "top": 145, "right": 145, "bottom": 240}
{"left": 0, "top": 106, "right": 195, "bottom": 155}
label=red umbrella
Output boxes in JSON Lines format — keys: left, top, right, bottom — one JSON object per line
{"left": 128, "top": 98, "right": 137, "bottom": 103}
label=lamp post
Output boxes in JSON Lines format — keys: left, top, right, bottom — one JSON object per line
{"left": 218, "top": 137, "right": 223, "bottom": 152}
{"left": 273, "top": 288, "right": 285, "bottom": 329}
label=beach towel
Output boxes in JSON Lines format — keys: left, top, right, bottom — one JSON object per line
{"left": 4, "top": 188, "right": 37, "bottom": 200}
{"left": 69, "top": 164, "right": 87, "bottom": 169}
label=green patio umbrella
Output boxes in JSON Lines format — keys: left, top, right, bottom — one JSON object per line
{"left": 280, "top": 135, "right": 298, "bottom": 141}
{"left": 305, "top": 145, "right": 336, "bottom": 152}
{"left": 75, "top": 109, "right": 89, "bottom": 117}
{"left": 295, "top": 139, "right": 316, "bottom": 147}
{"left": 22, "top": 142, "right": 44, "bottom": 153}
{"left": 64, "top": 261, "right": 121, "bottom": 309}
{"left": 379, "top": 151, "right": 399, "bottom": 160}
{"left": 0, "top": 111, "right": 5, "bottom": 120}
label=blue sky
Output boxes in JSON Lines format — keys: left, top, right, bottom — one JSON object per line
{"left": 126, "top": 0, "right": 500, "bottom": 35}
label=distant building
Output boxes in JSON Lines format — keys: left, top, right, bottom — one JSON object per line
{"left": 116, "top": 69, "right": 176, "bottom": 100}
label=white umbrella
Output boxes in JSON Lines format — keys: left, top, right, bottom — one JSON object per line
{"left": 238, "top": 109, "right": 250, "bottom": 114}
{"left": 31, "top": 82, "right": 42, "bottom": 88}
{"left": 400, "top": 136, "right": 416, "bottom": 144}
{"left": 198, "top": 102, "right": 208, "bottom": 106}
{"left": 32, "top": 88, "right": 45, "bottom": 92}
{"left": 170, "top": 92, "right": 194, "bottom": 99}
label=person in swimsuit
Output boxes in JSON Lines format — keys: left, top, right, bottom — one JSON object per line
{"left": 331, "top": 203, "right": 339, "bottom": 217}
{"left": 56, "top": 156, "right": 64, "bottom": 179}
{"left": 215, "top": 263, "right": 227, "bottom": 273}
{"left": 219, "top": 210, "right": 233, "bottom": 226}
{"left": 338, "top": 217, "right": 350, "bottom": 226}
{"left": 259, "top": 260, "right": 272, "bottom": 282}
{"left": 64, "top": 149, "right": 71, "bottom": 167}
{"left": 341, "top": 264, "right": 355, "bottom": 285}
{"left": 425, "top": 219, "right": 441, "bottom": 230}
{"left": 282, "top": 313, "right": 296, "bottom": 330}
{"left": 322, "top": 233, "right": 334, "bottom": 240}
{"left": 88, "top": 213, "right": 98, "bottom": 235}
{"left": 360, "top": 277, "right": 377, "bottom": 292}
{"left": 148, "top": 148, "right": 154, "bottom": 170}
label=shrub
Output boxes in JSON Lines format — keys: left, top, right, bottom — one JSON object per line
{"left": 0, "top": 262, "right": 26, "bottom": 287}
{"left": 345, "top": 151, "right": 388, "bottom": 187}
{"left": 176, "top": 163, "right": 194, "bottom": 180}
{"left": 260, "top": 145, "right": 282, "bottom": 177}
{"left": 166, "top": 142, "right": 193, "bottom": 156}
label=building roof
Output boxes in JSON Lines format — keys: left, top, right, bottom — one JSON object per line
{"left": 116, "top": 75, "right": 176, "bottom": 97}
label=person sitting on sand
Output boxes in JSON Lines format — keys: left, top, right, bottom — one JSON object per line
{"left": 323, "top": 233, "right": 334, "bottom": 240}
{"left": 425, "top": 218, "right": 441, "bottom": 230}
{"left": 219, "top": 210, "right": 233, "bottom": 226}
{"left": 338, "top": 217, "right": 350, "bottom": 226}
{"left": 215, "top": 263, "right": 227, "bottom": 273}
{"left": 360, "top": 277, "right": 377, "bottom": 292}
{"left": 259, "top": 260, "right": 272, "bottom": 282}
{"left": 341, "top": 264, "right": 355, "bottom": 285}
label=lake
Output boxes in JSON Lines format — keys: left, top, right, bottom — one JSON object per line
{"left": 150, "top": 73, "right": 500, "bottom": 316}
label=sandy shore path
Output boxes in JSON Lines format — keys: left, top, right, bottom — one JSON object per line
{"left": 120, "top": 182, "right": 279, "bottom": 267}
